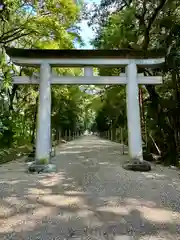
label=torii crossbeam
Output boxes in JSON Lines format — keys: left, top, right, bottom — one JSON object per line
{"left": 5, "top": 48, "right": 165, "bottom": 172}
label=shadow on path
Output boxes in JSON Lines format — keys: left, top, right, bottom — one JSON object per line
{"left": 0, "top": 136, "right": 180, "bottom": 239}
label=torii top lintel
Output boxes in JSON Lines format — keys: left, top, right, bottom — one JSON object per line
{"left": 5, "top": 47, "right": 165, "bottom": 68}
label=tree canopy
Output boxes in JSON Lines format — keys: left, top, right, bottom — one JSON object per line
{"left": 0, "top": 0, "right": 94, "bottom": 161}
{"left": 87, "top": 0, "right": 180, "bottom": 166}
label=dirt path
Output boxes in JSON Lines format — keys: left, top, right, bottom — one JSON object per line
{"left": 0, "top": 136, "right": 180, "bottom": 239}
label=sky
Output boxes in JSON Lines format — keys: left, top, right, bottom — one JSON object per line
{"left": 76, "top": 0, "right": 101, "bottom": 95}
{"left": 77, "top": 0, "right": 100, "bottom": 49}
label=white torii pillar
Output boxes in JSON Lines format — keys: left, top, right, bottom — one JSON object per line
{"left": 126, "top": 62, "right": 143, "bottom": 162}
{"left": 36, "top": 63, "right": 51, "bottom": 163}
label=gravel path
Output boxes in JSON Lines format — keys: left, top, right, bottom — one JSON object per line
{"left": 0, "top": 136, "right": 180, "bottom": 239}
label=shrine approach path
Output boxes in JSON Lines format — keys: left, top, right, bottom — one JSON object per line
{"left": 0, "top": 135, "right": 180, "bottom": 240}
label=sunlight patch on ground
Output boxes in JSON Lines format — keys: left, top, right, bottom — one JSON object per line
{"left": 66, "top": 146, "right": 85, "bottom": 149}
{"left": 97, "top": 205, "right": 130, "bottom": 215}
{"left": 98, "top": 197, "right": 180, "bottom": 224}
{"left": 138, "top": 206, "right": 180, "bottom": 223}
{"left": 77, "top": 209, "right": 94, "bottom": 218}
{"left": 0, "top": 205, "right": 13, "bottom": 218}
{"left": 0, "top": 206, "right": 55, "bottom": 233}
{"left": 141, "top": 172, "right": 167, "bottom": 179}
{"left": 5, "top": 196, "right": 27, "bottom": 206}
{"left": 38, "top": 174, "right": 64, "bottom": 187}
{"left": 124, "top": 198, "right": 157, "bottom": 208}
{"left": 38, "top": 194, "right": 86, "bottom": 208}
{"left": 27, "top": 187, "right": 52, "bottom": 196}
{"left": 97, "top": 203, "right": 180, "bottom": 224}
{"left": 64, "top": 190, "right": 88, "bottom": 196}
{"left": 0, "top": 179, "right": 29, "bottom": 184}
{"left": 139, "top": 233, "right": 177, "bottom": 239}
{"left": 59, "top": 150, "right": 92, "bottom": 154}
{"left": 0, "top": 196, "right": 37, "bottom": 218}
{"left": 99, "top": 162, "right": 109, "bottom": 165}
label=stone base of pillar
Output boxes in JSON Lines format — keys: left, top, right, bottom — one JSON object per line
{"left": 123, "top": 158, "right": 151, "bottom": 172}
{"left": 26, "top": 162, "right": 57, "bottom": 173}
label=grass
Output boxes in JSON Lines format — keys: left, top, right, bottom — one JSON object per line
{"left": 0, "top": 145, "right": 32, "bottom": 165}
{"left": 0, "top": 137, "right": 75, "bottom": 166}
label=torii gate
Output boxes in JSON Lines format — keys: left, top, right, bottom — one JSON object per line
{"left": 5, "top": 48, "right": 165, "bottom": 172}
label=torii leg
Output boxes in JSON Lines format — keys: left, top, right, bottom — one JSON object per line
{"left": 125, "top": 62, "right": 151, "bottom": 171}
{"left": 36, "top": 62, "right": 51, "bottom": 164}
{"left": 126, "top": 62, "right": 143, "bottom": 161}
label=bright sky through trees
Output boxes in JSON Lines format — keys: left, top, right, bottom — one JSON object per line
{"left": 76, "top": 0, "right": 100, "bottom": 49}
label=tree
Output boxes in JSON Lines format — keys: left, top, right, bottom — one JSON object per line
{"left": 0, "top": 0, "right": 93, "bottom": 158}
{"left": 88, "top": 0, "right": 180, "bottom": 166}
{"left": 0, "top": 0, "right": 82, "bottom": 47}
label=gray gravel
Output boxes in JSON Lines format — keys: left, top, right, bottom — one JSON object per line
{"left": 0, "top": 136, "right": 180, "bottom": 239}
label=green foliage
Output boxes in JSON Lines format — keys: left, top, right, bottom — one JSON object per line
{"left": 0, "top": 0, "right": 82, "bottom": 47}
{"left": 0, "top": 0, "right": 94, "bottom": 160}
{"left": 88, "top": 0, "right": 180, "bottom": 166}
{"left": 92, "top": 86, "right": 127, "bottom": 136}
{"left": 51, "top": 85, "right": 90, "bottom": 135}
{"left": 38, "top": 158, "right": 48, "bottom": 165}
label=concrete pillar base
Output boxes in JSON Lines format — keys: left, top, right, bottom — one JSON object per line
{"left": 123, "top": 158, "right": 151, "bottom": 172}
{"left": 27, "top": 162, "right": 57, "bottom": 174}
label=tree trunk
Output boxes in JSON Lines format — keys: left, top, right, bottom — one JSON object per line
{"left": 146, "top": 84, "right": 179, "bottom": 166}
